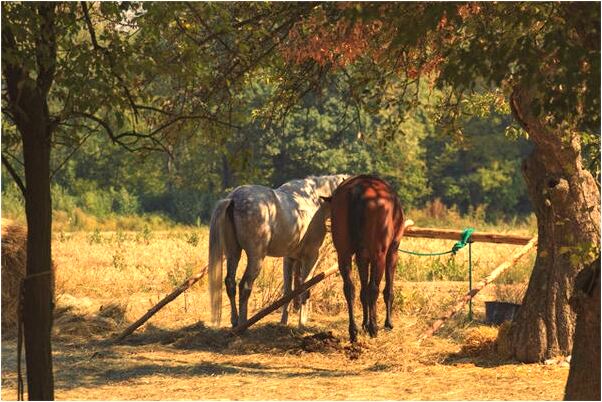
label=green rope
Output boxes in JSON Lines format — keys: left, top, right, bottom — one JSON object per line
{"left": 398, "top": 227, "right": 474, "bottom": 256}
{"left": 396, "top": 248, "right": 454, "bottom": 257}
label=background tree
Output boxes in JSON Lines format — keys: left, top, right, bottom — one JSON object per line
{"left": 271, "top": 2, "right": 600, "bottom": 362}
{"left": 1, "top": 2, "right": 312, "bottom": 398}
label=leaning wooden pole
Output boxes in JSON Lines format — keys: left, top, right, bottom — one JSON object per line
{"left": 418, "top": 237, "right": 538, "bottom": 342}
{"left": 230, "top": 264, "right": 340, "bottom": 335}
{"left": 112, "top": 265, "right": 208, "bottom": 343}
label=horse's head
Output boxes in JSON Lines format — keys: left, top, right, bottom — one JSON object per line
{"left": 311, "top": 174, "right": 351, "bottom": 198}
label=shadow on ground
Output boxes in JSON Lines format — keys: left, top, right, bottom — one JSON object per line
{"left": 111, "top": 319, "right": 369, "bottom": 361}
{"left": 2, "top": 320, "right": 366, "bottom": 394}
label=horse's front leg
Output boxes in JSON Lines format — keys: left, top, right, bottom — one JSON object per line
{"left": 280, "top": 257, "right": 295, "bottom": 325}
{"left": 238, "top": 255, "right": 263, "bottom": 326}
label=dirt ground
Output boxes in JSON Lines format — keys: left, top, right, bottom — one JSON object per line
{"left": 1, "top": 230, "right": 566, "bottom": 400}
{"left": 1, "top": 296, "right": 568, "bottom": 401}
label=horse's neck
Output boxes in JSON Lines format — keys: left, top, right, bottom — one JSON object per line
{"left": 301, "top": 206, "right": 329, "bottom": 248}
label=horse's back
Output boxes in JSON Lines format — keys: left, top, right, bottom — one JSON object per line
{"left": 227, "top": 184, "right": 312, "bottom": 257}
{"left": 330, "top": 175, "right": 404, "bottom": 256}
{"left": 227, "top": 185, "right": 277, "bottom": 256}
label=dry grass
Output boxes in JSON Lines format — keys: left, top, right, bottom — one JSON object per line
{"left": 0, "top": 224, "right": 568, "bottom": 400}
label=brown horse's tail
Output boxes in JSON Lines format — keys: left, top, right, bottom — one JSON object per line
{"left": 208, "top": 198, "right": 232, "bottom": 327}
{"left": 348, "top": 186, "right": 365, "bottom": 252}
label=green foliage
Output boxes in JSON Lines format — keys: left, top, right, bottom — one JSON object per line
{"left": 111, "top": 188, "right": 140, "bottom": 215}
{"left": 1, "top": 179, "right": 24, "bottom": 218}
{"left": 424, "top": 110, "right": 532, "bottom": 220}
{"left": 5, "top": 2, "right": 570, "bottom": 228}
{"left": 581, "top": 132, "right": 601, "bottom": 186}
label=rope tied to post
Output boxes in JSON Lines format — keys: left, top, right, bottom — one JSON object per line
{"left": 399, "top": 227, "right": 474, "bottom": 256}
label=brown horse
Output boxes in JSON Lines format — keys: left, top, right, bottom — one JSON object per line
{"left": 323, "top": 175, "right": 409, "bottom": 342}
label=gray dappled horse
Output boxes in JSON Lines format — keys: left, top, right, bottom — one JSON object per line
{"left": 208, "top": 174, "right": 349, "bottom": 328}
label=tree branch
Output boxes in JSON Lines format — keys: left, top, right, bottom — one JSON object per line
{"left": 1, "top": 154, "right": 26, "bottom": 196}
{"left": 50, "top": 131, "right": 94, "bottom": 180}
{"left": 34, "top": 3, "right": 57, "bottom": 96}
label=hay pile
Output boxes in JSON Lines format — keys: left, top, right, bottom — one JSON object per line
{"left": 53, "top": 295, "right": 126, "bottom": 339}
{"left": 459, "top": 325, "right": 499, "bottom": 357}
{"left": 1, "top": 219, "right": 27, "bottom": 336}
{"left": 1, "top": 219, "right": 55, "bottom": 337}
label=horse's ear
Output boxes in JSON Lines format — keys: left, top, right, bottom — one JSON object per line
{"left": 320, "top": 196, "right": 332, "bottom": 203}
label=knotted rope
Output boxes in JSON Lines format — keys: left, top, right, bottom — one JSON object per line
{"left": 398, "top": 228, "right": 474, "bottom": 256}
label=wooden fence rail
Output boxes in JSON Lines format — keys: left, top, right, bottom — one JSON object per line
{"left": 404, "top": 226, "right": 532, "bottom": 245}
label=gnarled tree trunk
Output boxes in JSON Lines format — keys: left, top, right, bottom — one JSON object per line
{"left": 507, "top": 87, "right": 600, "bottom": 363}
{"left": 564, "top": 257, "right": 600, "bottom": 401}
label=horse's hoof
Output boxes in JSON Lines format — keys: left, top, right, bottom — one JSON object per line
{"left": 349, "top": 325, "right": 359, "bottom": 343}
{"left": 368, "top": 324, "right": 378, "bottom": 338}
{"left": 384, "top": 322, "right": 393, "bottom": 331}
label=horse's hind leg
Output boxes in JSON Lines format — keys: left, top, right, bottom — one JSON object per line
{"left": 384, "top": 243, "right": 399, "bottom": 330}
{"left": 224, "top": 206, "right": 242, "bottom": 328}
{"left": 238, "top": 255, "right": 263, "bottom": 326}
{"left": 356, "top": 250, "right": 370, "bottom": 331}
{"left": 225, "top": 247, "right": 242, "bottom": 328}
{"left": 280, "top": 257, "right": 294, "bottom": 325}
{"left": 367, "top": 253, "right": 386, "bottom": 337}
{"left": 339, "top": 253, "right": 358, "bottom": 342}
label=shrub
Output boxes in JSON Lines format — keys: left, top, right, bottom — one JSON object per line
{"left": 51, "top": 184, "right": 77, "bottom": 212}
{"left": 1, "top": 182, "right": 24, "bottom": 219}
{"left": 81, "top": 191, "right": 112, "bottom": 217}
{"left": 111, "top": 187, "right": 140, "bottom": 215}
{"left": 70, "top": 208, "right": 98, "bottom": 231}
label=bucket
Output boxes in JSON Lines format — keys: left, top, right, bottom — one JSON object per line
{"left": 485, "top": 301, "right": 521, "bottom": 325}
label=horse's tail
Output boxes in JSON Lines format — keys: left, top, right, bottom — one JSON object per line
{"left": 208, "top": 198, "right": 232, "bottom": 327}
{"left": 348, "top": 186, "right": 365, "bottom": 252}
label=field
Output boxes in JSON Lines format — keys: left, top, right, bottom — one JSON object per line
{"left": 1, "top": 220, "right": 570, "bottom": 400}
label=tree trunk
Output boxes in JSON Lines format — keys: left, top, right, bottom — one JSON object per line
{"left": 2, "top": 3, "right": 57, "bottom": 398}
{"left": 507, "top": 87, "right": 601, "bottom": 362}
{"left": 21, "top": 117, "right": 55, "bottom": 401}
{"left": 564, "top": 257, "right": 600, "bottom": 401}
